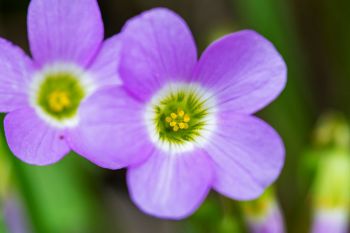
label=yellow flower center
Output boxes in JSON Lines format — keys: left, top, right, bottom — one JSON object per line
{"left": 48, "top": 91, "right": 71, "bottom": 112}
{"left": 165, "top": 109, "right": 191, "bottom": 132}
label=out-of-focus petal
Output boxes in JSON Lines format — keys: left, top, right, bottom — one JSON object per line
{"left": 193, "top": 30, "right": 286, "bottom": 114}
{"left": 0, "top": 38, "right": 34, "bottom": 112}
{"left": 28, "top": 0, "right": 103, "bottom": 67}
{"left": 312, "top": 209, "right": 348, "bottom": 233}
{"left": 247, "top": 203, "right": 285, "bottom": 233}
{"left": 4, "top": 107, "right": 69, "bottom": 165}
{"left": 67, "top": 86, "right": 152, "bottom": 169}
{"left": 127, "top": 149, "right": 213, "bottom": 219}
{"left": 205, "top": 113, "right": 284, "bottom": 200}
{"left": 119, "top": 8, "right": 197, "bottom": 101}
{"left": 88, "top": 35, "right": 122, "bottom": 88}
{"left": 4, "top": 195, "right": 31, "bottom": 233}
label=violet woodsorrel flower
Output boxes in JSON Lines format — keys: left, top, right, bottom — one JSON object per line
{"left": 70, "top": 8, "right": 287, "bottom": 218}
{"left": 311, "top": 149, "right": 350, "bottom": 233}
{"left": 310, "top": 113, "right": 350, "bottom": 233}
{"left": 242, "top": 189, "right": 285, "bottom": 233}
{"left": 0, "top": 0, "right": 122, "bottom": 165}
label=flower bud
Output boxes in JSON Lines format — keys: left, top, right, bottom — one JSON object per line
{"left": 242, "top": 188, "right": 285, "bottom": 233}
{"left": 311, "top": 113, "right": 350, "bottom": 233}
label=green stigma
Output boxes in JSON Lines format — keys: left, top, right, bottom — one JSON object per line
{"left": 36, "top": 72, "right": 85, "bottom": 121}
{"left": 153, "top": 88, "right": 210, "bottom": 145}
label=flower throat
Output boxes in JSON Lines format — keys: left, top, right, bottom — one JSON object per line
{"left": 36, "top": 72, "right": 85, "bottom": 121}
{"left": 153, "top": 87, "right": 210, "bottom": 145}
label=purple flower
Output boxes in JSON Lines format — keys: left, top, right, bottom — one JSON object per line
{"left": 310, "top": 144, "right": 350, "bottom": 233}
{"left": 0, "top": 0, "right": 121, "bottom": 165}
{"left": 4, "top": 195, "right": 32, "bottom": 233}
{"left": 242, "top": 188, "right": 285, "bottom": 233}
{"left": 70, "top": 8, "right": 286, "bottom": 218}
{"left": 249, "top": 205, "right": 285, "bottom": 233}
{"left": 312, "top": 209, "right": 348, "bottom": 233}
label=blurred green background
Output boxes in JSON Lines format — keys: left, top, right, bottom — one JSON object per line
{"left": 0, "top": 0, "right": 350, "bottom": 232}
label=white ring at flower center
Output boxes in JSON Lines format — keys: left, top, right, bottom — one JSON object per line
{"left": 144, "top": 82, "right": 217, "bottom": 154}
{"left": 29, "top": 62, "right": 96, "bottom": 129}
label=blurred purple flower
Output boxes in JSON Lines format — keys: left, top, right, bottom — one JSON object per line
{"left": 0, "top": 0, "right": 121, "bottom": 165}
{"left": 310, "top": 146, "right": 350, "bottom": 233}
{"left": 243, "top": 188, "right": 285, "bottom": 233}
{"left": 70, "top": 8, "right": 286, "bottom": 218}
{"left": 246, "top": 203, "right": 285, "bottom": 233}
{"left": 4, "top": 196, "right": 31, "bottom": 233}
{"left": 312, "top": 209, "right": 348, "bottom": 233}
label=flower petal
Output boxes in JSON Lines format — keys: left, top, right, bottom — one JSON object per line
{"left": 67, "top": 86, "right": 152, "bottom": 169}
{"left": 119, "top": 8, "right": 197, "bottom": 101}
{"left": 28, "top": 0, "right": 103, "bottom": 67}
{"left": 127, "top": 149, "right": 213, "bottom": 219}
{"left": 4, "top": 107, "right": 69, "bottom": 165}
{"left": 88, "top": 35, "right": 122, "bottom": 88}
{"left": 205, "top": 113, "right": 284, "bottom": 200}
{"left": 193, "top": 30, "right": 286, "bottom": 114}
{"left": 0, "top": 38, "right": 34, "bottom": 112}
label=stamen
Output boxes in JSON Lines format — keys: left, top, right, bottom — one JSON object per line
{"left": 179, "top": 122, "right": 185, "bottom": 129}
{"left": 178, "top": 109, "right": 185, "bottom": 117}
{"left": 183, "top": 114, "right": 190, "bottom": 122}
{"left": 48, "top": 91, "right": 71, "bottom": 112}
{"left": 170, "top": 113, "right": 177, "bottom": 119}
{"left": 148, "top": 83, "right": 214, "bottom": 150}
{"left": 166, "top": 110, "right": 192, "bottom": 132}
{"left": 173, "top": 125, "right": 179, "bottom": 132}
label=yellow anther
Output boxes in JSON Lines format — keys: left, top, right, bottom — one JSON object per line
{"left": 170, "top": 121, "right": 177, "bottom": 127}
{"left": 183, "top": 114, "right": 190, "bottom": 122}
{"left": 165, "top": 117, "right": 172, "bottom": 123}
{"left": 173, "top": 125, "right": 179, "bottom": 132}
{"left": 179, "top": 122, "right": 185, "bottom": 129}
{"left": 48, "top": 91, "right": 70, "bottom": 112}
{"left": 170, "top": 113, "right": 177, "bottom": 119}
{"left": 178, "top": 109, "right": 185, "bottom": 117}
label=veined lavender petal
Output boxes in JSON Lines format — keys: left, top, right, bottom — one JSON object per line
{"left": 27, "top": 0, "right": 104, "bottom": 67}
{"left": 67, "top": 86, "right": 153, "bottom": 169}
{"left": 193, "top": 30, "right": 286, "bottom": 114}
{"left": 205, "top": 113, "right": 284, "bottom": 200}
{"left": 119, "top": 8, "right": 197, "bottom": 101}
{"left": 127, "top": 148, "right": 213, "bottom": 219}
